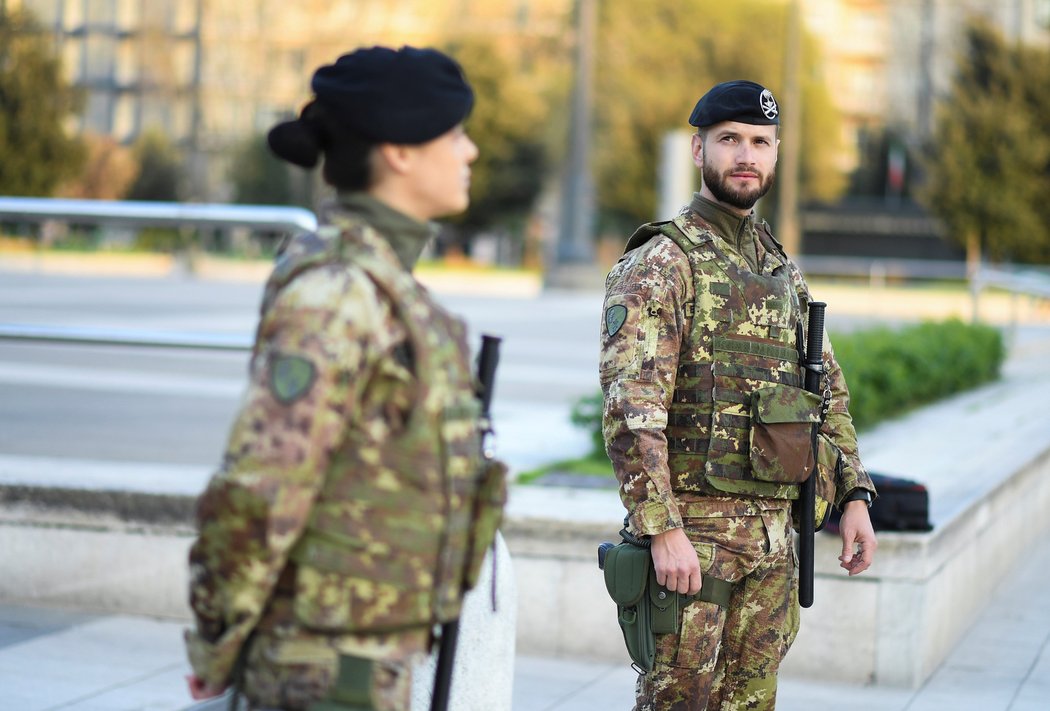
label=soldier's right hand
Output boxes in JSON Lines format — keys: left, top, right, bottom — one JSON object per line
{"left": 186, "top": 674, "right": 226, "bottom": 700}
{"left": 651, "top": 527, "right": 702, "bottom": 596}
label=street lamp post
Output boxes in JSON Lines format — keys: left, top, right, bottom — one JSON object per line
{"left": 547, "top": 0, "right": 599, "bottom": 288}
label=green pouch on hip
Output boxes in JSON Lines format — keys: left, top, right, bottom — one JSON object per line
{"left": 599, "top": 530, "right": 735, "bottom": 672}
{"left": 600, "top": 541, "right": 655, "bottom": 672}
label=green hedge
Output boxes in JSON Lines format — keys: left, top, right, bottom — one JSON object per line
{"left": 829, "top": 318, "right": 1004, "bottom": 431}
{"left": 572, "top": 319, "right": 1005, "bottom": 457}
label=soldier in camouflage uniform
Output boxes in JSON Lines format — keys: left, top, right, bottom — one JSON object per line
{"left": 600, "top": 80, "right": 878, "bottom": 710}
{"left": 185, "top": 46, "right": 506, "bottom": 710}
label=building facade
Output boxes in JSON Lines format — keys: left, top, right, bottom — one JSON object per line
{"left": 801, "top": 0, "right": 1050, "bottom": 172}
{"left": 7, "top": 0, "right": 1050, "bottom": 201}
{"left": 12, "top": 0, "right": 568, "bottom": 200}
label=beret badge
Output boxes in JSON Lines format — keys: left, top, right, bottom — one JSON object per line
{"left": 760, "top": 89, "right": 778, "bottom": 120}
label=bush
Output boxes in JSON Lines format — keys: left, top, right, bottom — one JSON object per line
{"left": 572, "top": 319, "right": 1005, "bottom": 458}
{"left": 831, "top": 318, "right": 1004, "bottom": 431}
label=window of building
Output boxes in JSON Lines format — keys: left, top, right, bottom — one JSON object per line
{"left": 113, "top": 94, "right": 136, "bottom": 141}
{"left": 83, "top": 92, "right": 114, "bottom": 134}
{"left": 83, "top": 34, "right": 116, "bottom": 82}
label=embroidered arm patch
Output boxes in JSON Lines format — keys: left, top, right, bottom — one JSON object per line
{"left": 268, "top": 353, "right": 317, "bottom": 405}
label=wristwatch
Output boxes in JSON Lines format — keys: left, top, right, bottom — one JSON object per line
{"left": 842, "top": 488, "right": 873, "bottom": 508}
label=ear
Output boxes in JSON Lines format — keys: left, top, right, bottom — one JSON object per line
{"left": 375, "top": 143, "right": 416, "bottom": 176}
{"left": 691, "top": 133, "right": 704, "bottom": 169}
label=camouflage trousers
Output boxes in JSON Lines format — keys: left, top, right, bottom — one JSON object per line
{"left": 635, "top": 497, "right": 800, "bottom": 711}
{"left": 239, "top": 631, "right": 419, "bottom": 711}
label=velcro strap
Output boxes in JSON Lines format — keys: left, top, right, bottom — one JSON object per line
{"left": 695, "top": 575, "right": 733, "bottom": 609}
{"left": 714, "top": 336, "right": 799, "bottom": 362}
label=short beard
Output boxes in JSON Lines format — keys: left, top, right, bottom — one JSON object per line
{"left": 702, "top": 162, "right": 775, "bottom": 211}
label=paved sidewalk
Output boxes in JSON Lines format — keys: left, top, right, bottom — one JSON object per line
{"left": 0, "top": 530, "right": 1046, "bottom": 711}
{"left": 514, "top": 534, "right": 1050, "bottom": 711}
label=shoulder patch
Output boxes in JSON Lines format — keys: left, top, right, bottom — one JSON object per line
{"left": 605, "top": 304, "right": 629, "bottom": 336}
{"left": 269, "top": 354, "right": 317, "bottom": 405}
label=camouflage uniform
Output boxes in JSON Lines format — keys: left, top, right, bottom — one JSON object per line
{"left": 601, "top": 194, "right": 874, "bottom": 711}
{"left": 186, "top": 194, "right": 503, "bottom": 711}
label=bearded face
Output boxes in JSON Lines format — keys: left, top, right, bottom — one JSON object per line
{"left": 692, "top": 122, "right": 779, "bottom": 213}
{"left": 701, "top": 160, "right": 775, "bottom": 211}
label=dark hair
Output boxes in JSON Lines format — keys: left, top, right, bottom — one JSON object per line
{"left": 267, "top": 101, "right": 375, "bottom": 191}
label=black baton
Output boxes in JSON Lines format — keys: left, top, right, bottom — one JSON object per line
{"left": 799, "top": 302, "right": 826, "bottom": 609}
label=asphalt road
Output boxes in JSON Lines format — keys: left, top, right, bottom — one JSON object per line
{"left": 4, "top": 269, "right": 1047, "bottom": 487}
{"left": 0, "top": 271, "right": 602, "bottom": 480}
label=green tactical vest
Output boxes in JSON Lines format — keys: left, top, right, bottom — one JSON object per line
{"left": 265, "top": 216, "right": 485, "bottom": 634}
{"left": 643, "top": 213, "right": 821, "bottom": 499}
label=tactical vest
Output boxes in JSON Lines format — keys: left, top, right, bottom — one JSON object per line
{"left": 267, "top": 216, "right": 487, "bottom": 634}
{"left": 658, "top": 214, "right": 821, "bottom": 499}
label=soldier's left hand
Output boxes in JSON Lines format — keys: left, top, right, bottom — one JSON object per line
{"left": 838, "top": 501, "right": 877, "bottom": 576}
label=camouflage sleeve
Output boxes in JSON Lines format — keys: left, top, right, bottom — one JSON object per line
{"left": 185, "top": 264, "right": 384, "bottom": 687}
{"left": 600, "top": 238, "right": 692, "bottom": 536}
{"left": 782, "top": 259, "right": 876, "bottom": 504}
{"left": 822, "top": 338, "right": 876, "bottom": 504}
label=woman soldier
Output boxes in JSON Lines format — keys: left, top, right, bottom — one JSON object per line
{"left": 185, "top": 46, "right": 504, "bottom": 710}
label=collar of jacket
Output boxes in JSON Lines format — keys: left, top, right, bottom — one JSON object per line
{"left": 334, "top": 191, "right": 436, "bottom": 271}
{"left": 689, "top": 193, "right": 759, "bottom": 271}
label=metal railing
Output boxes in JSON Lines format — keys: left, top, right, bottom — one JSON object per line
{"left": 0, "top": 196, "right": 318, "bottom": 351}
{"left": 0, "top": 323, "right": 252, "bottom": 351}
{"left": 0, "top": 196, "right": 317, "bottom": 234}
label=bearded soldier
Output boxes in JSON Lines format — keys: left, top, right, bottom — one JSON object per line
{"left": 185, "top": 46, "right": 506, "bottom": 711}
{"left": 600, "top": 80, "right": 878, "bottom": 710}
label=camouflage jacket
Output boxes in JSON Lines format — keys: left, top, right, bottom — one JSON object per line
{"left": 601, "top": 195, "right": 874, "bottom": 536}
{"left": 185, "top": 199, "right": 488, "bottom": 688}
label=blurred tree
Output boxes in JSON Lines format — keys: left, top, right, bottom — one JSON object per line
{"left": 443, "top": 35, "right": 568, "bottom": 244}
{"left": 921, "top": 20, "right": 1050, "bottom": 264}
{"left": 228, "top": 133, "right": 299, "bottom": 206}
{"left": 0, "top": 8, "right": 85, "bottom": 196}
{"left": 58, "top": 133, "right": 137, "bottom": 200}
{"left": 125, "top": 129, "right": 183, "bottom": 201}
{"left": 593, "top": 0, "right": 844, "bottom": 233}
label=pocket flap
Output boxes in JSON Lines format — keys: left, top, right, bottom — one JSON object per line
{"left": 751, "top": 384, "right": 822, "bottom": 424}
{"left": 602, "top": 543, "right": 650, "bottom": 606}
{"left": 647, "top": 566, "right": 675, "bottom": 612}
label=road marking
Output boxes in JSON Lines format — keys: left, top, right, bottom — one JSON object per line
{"left": 0, "top": 362, "right": 244, "bottom": 398}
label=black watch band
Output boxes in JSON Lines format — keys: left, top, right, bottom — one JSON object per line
{"left": 842, "top": 488, "right": 873, "bottom": 508}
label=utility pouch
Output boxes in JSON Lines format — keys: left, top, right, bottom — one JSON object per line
{"left": 648, "top": 566, "right": 683, "bottom": 635}
{"left": 462, "top": 457, "right": 509, "bottom": 590}
{"left": 600, "top": 540, "right": 655, "bottom": 671}
{"left": 598, "top": 530, "right": 734, "bottom": 672}
{"left": 307, "top": 654, "right": 374, "bottom": 711}
{"left": 750, "top": 384, "right": 822, "bottom": 483}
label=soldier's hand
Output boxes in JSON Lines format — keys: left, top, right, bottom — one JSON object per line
{"left": 186, "top": 674, "right": 226, "bottom": 700}
{"left": 838, "top": 501, "right": 877, "bottom": 576}
{"left": 651, "top": 527, "right": 702, "bottom": 595}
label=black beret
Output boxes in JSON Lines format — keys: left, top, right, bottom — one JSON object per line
{"left": 688, "top": 80, "right": 779, "bottom": 128}
{"left": 310, "top": 46, "right": 474, "bottom": 144}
